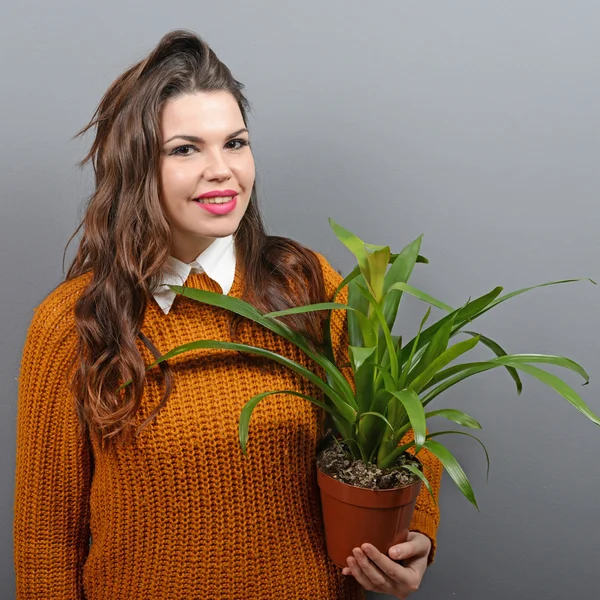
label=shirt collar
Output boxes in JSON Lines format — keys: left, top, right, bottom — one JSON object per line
{"left": 153, "top": 235, "right": 236, "bottom": 315}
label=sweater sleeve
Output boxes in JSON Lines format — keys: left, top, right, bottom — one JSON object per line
{"left": 14, "top": 285, "right": 93, "bottom": 599}
{"left": 316, "top": 252, "right": 442, "bottom": 564}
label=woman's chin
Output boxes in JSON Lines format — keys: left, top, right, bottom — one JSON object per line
{"left": 186, "top": 220, "right": 242, "bottom": 240}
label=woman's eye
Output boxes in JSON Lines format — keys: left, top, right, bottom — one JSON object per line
{"left": 170, "top": 139, "right": 250, "bottom": 156}
{"left": 171, "top": 144, "right": 196, "bottom": 156}
{"left": 227, "top": 138, "right": 250, "bottom": 151}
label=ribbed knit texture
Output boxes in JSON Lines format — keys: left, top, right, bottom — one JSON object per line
{"left": 14, "top": 253, "right": 441, "bottom": 599}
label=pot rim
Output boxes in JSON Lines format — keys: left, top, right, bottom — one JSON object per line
{"left": 316, "top": 466, "right": 422, "bottom": 508}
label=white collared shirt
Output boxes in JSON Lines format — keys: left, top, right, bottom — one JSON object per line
{"left": 152, "top": 235, "right": 236, "bottom": 315}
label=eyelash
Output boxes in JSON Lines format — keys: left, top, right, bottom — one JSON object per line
{"left": 170, "top": 139, "right": 250, "bottom": 156}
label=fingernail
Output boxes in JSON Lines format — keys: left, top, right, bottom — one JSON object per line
{"left": 391, "top": 549, "right": 401, "bottom": 559}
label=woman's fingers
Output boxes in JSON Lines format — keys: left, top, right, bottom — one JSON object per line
{"left": 351, "top": 547, "right": 389, "bottom": 590}
{"left": 345, "top": 553, "right": 384, "bottom": 592}
{"left": 349, "top": 543, "right": 421, "bottom": 591}
{"left": 362, "top": 544, "right": 420, "bottom": 590}
{"left": 388, "top": 530, "right": 431, "bottom": 563}
{"left": 342, "top": 533, "right": 432, "bottom": 596}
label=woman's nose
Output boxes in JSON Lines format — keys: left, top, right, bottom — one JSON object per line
{"left": 203, "top": 150, "right": 233, "bottom": 181}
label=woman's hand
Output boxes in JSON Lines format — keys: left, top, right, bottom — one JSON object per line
{"left": 341, "top": 531, "right": 431, "bottom": 598}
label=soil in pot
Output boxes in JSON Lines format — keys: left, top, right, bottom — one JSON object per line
{"left": 316, "top": 439, "right": 422, "bottom": 489}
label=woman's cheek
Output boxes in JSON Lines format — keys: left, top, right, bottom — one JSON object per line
{"left": 167, "top": 172, "right": 197, "bottom": 205}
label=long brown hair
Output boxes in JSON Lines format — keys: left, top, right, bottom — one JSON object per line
{"left": 64, "top": 29, "right": 327, "bottom": 449}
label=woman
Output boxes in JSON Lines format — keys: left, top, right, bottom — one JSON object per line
{"left": 14, "top": 29, "right": 441, "bottom": 599}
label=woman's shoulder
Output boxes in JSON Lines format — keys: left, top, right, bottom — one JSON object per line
{"left": 310, "top": 250, "right": 345, "bottom": 298}
{"left": 27, "top": 271, "right": 93, "bottom": 337}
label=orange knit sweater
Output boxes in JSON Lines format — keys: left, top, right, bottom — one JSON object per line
{"left": 14, "top": 252, "right": 442, "bottom": 599}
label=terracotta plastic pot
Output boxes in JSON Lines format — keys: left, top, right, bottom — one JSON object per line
{"left": 316, "top": 462, "right": 422, "bottom": 568}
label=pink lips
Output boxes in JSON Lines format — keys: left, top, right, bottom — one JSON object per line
{"left": 196, "top": 189, "right": 238, "bottom": 199}
{"left": 194, "top": 194, "right": 238, "bottom": 215}
{"left": 193, "top": 189, "right": 239, "bottom": 215}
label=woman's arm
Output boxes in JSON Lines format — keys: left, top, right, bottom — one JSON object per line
{"left": 14, "top": 287, "right": 93, "bottom": 599}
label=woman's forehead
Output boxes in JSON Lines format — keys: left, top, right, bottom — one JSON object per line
{"left": 161, "top": 91, "right": 244, "bottom": 139}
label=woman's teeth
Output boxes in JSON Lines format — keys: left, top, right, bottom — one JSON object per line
{"left": 195, "top": 196, "right": 235, "bottom": 204}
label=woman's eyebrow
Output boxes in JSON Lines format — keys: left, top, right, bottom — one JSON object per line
{"left": 164, "top": 128, "right": 249, "bottom": 144}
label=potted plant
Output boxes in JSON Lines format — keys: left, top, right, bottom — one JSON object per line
{"left": 131, "top": 219, "right": 599, "bottom": 567}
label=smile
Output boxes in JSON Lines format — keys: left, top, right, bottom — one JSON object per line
{"left": 194, "top": 195, "right": 236, "bottom": 204}
{"left": 193, "top": 196, "right": 238, "bottom": 215}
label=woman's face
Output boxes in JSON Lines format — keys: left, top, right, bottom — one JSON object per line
{"left": 159, "top": 91, "right": 255, "bottom": 262}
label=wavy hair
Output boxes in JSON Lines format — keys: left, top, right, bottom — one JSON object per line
{"left": 64, "top": 29, "right": 327, "bottom": 449}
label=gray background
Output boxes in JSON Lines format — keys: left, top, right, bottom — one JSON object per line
{"left": 2, "top": 1, "right": 598, "bottom": 598}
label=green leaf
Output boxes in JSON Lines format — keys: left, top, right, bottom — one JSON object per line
{"left": 358, "top": 411, "right": 394, "bottom": 432}
{"left": 351, "top": 346, "right": 377, "bottom": 414}
{"left": 493, "top": 359, "right": 599, "bottom": 425}
{"left": 264, "top": 302, "right": 354, "bottom": 368}
{"left": 240, "top": 390, "right": 332, "bottom": 454}
{"left": 399, "top": 307, "right": 432, "bottom": 389}
{"left": 383, "top": 236, "right": 423, "bottom": 296}
{"left": 440, "top": 280, "right": 596, "bottom": 383}
{"left": 387, "top": 282, "right": 455, "bottom": 314}
{"left": 355, "top": 283, "right": 399, "bottom": 381}
{"left": 264, "top": 302, "right": 352, "bottom": 318}
{"left": 365, "top": 244, "right": 391, "bottom": 302}
{"left": 461, "top": 331, "right": 522, "bottom": 395}
{"left": 378, "top": 336, "right": 402, "bottom": 390}
{"left": 421, "top": 354, "right": 598, "bottom": 429}
{"left": 332, "top": 251, "right": 429, "bottom": 304}
{"left": 491, "top": 354, "right": 590, "bottom": 384}
{"left": 349, "top": 346, "right": 377, "bottom": 371}
{"left": 400, "top": 463, "right": 436, "bottom": 504}
{"left": 347, "top": 278, "right": 370, "bottom": 347}
{"left": 426, "top": 430, "right": 490, "bottom": 483}
{"left": 425, "top": 408, "right": 482, "bottom": 429}
{"left": 376, "top": 379, "right": 414, "bottom": 462}
{"left": 408, "top": 313, "right": 457, "bottom": 384}
{"left": 481, "top": 278, "right": 597, "bottom": 319}
{"left": 328, "top": 218, "right": 372, "bottom": 289}
{"left": 360, "top": 388, "right": 394, "bottom": 461}
{"left": 377, "top": 440, "right": 409, "bottom": 468}
{"left": 381, "top": 334, "right": 402, "bottom": 368}
{"left": 409, "top": 335, "right": 481, "bottom": 394}
{"left": 398, "top": 287, "right": 503, "bottom": 370}
{"left": 423, "top": 352, "right": 590, "bottom": 402}
{"left": 420, "top": 362, "right": 497, "bottom": 407}
{"left": 390, "top": 389, "right": 427, "bottom": 451}
{"left": 378, "top": 366, "right": 398, "bottom": 393}
{"left": 370, "top": 387, "right": 394, "bottom": 415}
{"left": 136, "top": 338, "right": 358, "bottom": 426}
{"left": 331, "top": 416, "right": 357, "bottom": 452}
{"left": 381, "top": 235, "right": 423, "bottom": 331}
{"left": 332, "top": 265, "right": 362, "bottom": 302}
{"left": 422, "top": 439, "right": 479, "bottom": 509}
{"left": 329, "top": 247, "right": 428, "bottom": 357}
{"left": 353, "top": 310, "right": 378, "bottom": 348}
{"left": 168, "top": 286, "right": 357, "bottom": 410}
{"left": 320, "top": 311, "right": 336, "bottom": 365}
